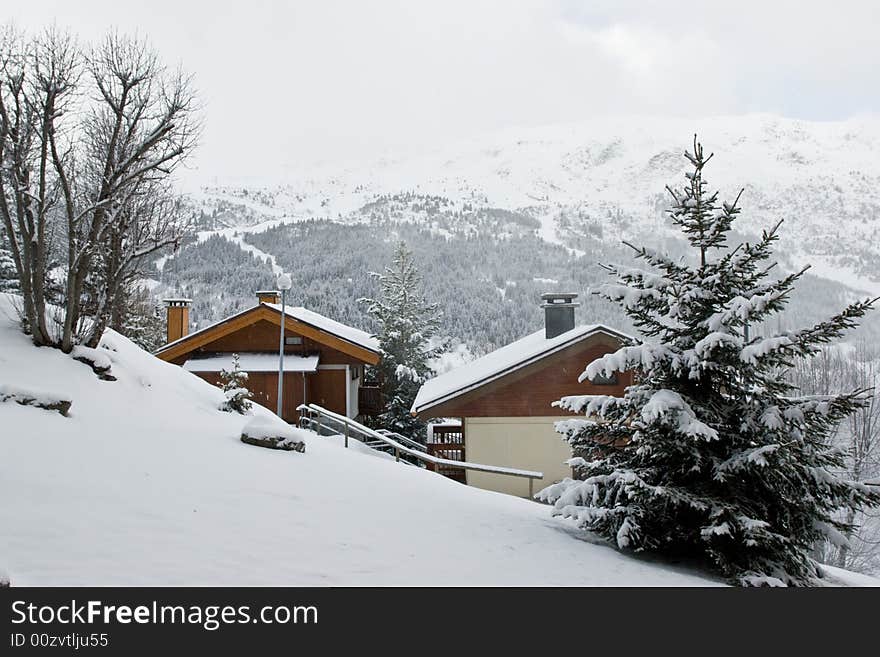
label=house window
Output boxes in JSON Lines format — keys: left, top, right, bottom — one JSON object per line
{"left": 285, "top": 336, "right": 303, "bottom": 346}
{"left": 590, "top": 372, "right": 618, "bottom": 385}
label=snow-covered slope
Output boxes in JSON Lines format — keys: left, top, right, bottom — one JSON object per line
{"left": 0, "top": 294, "right": 724, "bottom": 586}
{"left": 184, "top": 114, "right": 880, "bottom": 296}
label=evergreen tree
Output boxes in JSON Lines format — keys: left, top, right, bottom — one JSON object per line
{"left": 0, "top": 224, "right": 19, "bottom": 294}
{"left": 539, "top": 138, "right": 880, "bottom": 586}
{"left": 219, "top": 353, "right": 253, "bottom": 414}
{"left": 359, "top": 242, "right": 446, "bottom": 439}
{"left": 113, "top": 286, "right": 166, "bottom": 353}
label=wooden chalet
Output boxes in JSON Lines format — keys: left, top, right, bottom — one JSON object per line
{"left": 412, "top": 293, "right": 633, "bottom": 497}
{"left": 154, "top": 291, "right": 381, "bottom": 423}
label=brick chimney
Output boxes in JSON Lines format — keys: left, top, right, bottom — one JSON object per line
{"left": 540, "top": 292, "right": 579, "bottom": 339}
{"left": 256, "top": 290, "right": 281, "bottom": 304}
{"left": 163, "top": 298, "right": 192, "bottom": 343}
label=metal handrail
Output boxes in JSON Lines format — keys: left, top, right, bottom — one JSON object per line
{"left": 375, "top": 428, "right": 428, "bottom": 453}
{"left": 299, "top": 409, "right": 424, "bottom": 467}
{"left": 297, "top": 403, "right": 544, "bottom": 495}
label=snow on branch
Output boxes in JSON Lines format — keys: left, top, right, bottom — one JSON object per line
{"left": 639, "top": 389, "right": 719, "bottom": 441}
{"left": 555, "top": 394, "right": 626, "bottom": 417}
{"left": 693, "top": 331, "right": 742, "bottom": 359}
{"left": 554, "top": 418, "right": 597, "bottom": 436}
{"left": 716, "top": 444, "right": 781, "bottom": 474}
{"left": 580, "top": 343, "right": 670, "bottom": 382}
{"left": 598, "top": 283, "right": 662, "bottom": 310}
{"left": 739, "top": 336, "right": 793, "bottom": 364}
{"left": 750, "top": 297, "right": 880, "bottom": 366}
{"left": 703, "top": 290, "right": 787, "bottom": 332}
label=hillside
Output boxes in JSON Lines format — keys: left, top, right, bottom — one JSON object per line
{"left": 147, "top": 114, "right": 880, "bottom": 355}
{"left": 186, "top": 114, "right": 880, "bottom": 283}
{"left": 0, "top": 293, "right": 727, "bottom": 586}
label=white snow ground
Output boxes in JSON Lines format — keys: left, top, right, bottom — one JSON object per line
{"left": 0, "top": 293, "right": 873, "bottom": 586}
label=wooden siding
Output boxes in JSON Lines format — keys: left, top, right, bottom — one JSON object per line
{"left": 358, "top": 385, "right": 382, "bottom": 416}
{"left": 418, "top": 335, "right": 631, "bottom": 419}
{"left": 194, "top": 369, "right": 345, "bottom": 423}
{"left": 308, "top": 369, "right": 347, "bottom": 416}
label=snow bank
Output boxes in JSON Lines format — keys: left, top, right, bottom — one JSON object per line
{"left": 816, "top": 564, "right": 880, "bottom": 587}
{"left": 71, "top": 345, "right": 113, "bottom": 372}
{"left": 241, "top": 415, "right": 308, "bottom": 452}
{"left": 0, "top": 383, "right": 72, "bottom": 416}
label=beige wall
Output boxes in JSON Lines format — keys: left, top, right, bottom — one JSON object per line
{"left": 464, "top": 417, "right": 572, "bottom": 498}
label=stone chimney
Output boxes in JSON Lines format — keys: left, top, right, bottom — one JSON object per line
{"left": 540, "top": 292, "right": 579, "bottom": 339}
{"left": 256, "top": 290, "right": 281, "bottom": 304}
{"left": 163, "top": 298, "right": 192, "bottom": 344}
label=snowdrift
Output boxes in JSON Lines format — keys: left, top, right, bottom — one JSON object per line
{"left": 0, "top": 292, "right": 830, "bottom": 586}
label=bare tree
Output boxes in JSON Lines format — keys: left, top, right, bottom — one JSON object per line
{"left": 836, "top": 342, "right": 880, "bottom": 571}
{"left": 790, "top": 340, "right": 880, "bottom": 574}
{"left": 0, "top": 26, "right": 79, "bottom": 343}
{"left": 0, "top": 26, "right": 198, "bottom": 351}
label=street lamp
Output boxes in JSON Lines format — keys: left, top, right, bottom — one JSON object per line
{"left": 276, "top": 272, "right": 293, "bottom": 419}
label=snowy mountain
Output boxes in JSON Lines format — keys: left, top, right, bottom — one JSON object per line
{"left": 153, "top": 114, "right": 880, "bottom": 352}
{"left": 192, "top": 114, "right": 880, "bottom": 281}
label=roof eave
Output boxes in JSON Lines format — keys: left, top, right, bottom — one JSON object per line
{"left": 154, "top": 303, "right": 381, "bottom": 365}
{"left": 269, "top": 304, "right": 381, "bottom": 356}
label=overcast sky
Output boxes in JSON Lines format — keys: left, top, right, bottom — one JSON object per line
{"left": 8, "top": 1, "right": 880, "bottom": 184}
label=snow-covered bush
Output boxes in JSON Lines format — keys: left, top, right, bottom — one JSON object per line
{"left": 538, "top": 138, "right": 880, "bottom": 586}
{"left": 219, "top": 354, "right": 253, "bottom": 414}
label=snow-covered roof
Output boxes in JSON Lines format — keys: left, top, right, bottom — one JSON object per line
{"left": 155, "top": 302, "right": 380, "bottom": 357}
{"left": 412, "top": 324, "right": 632, "bottom": 415}
{"left": 264, "top": 303, "right": 380, "bottom": 353}
{"left": 183, "top": 353, "right": 320, "bottom": 373}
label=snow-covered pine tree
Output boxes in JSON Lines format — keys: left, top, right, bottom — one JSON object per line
{"left": 359, "top": 242, "right": 446, "bottom": 439}
{"left": 219, "top": 353, "right": 253, "bottom": 414}
{"left": 113, "top": 285, "right": 166, "bottom": 353}
{"left": 538, "top": 138, "right": 880, "bottom": 586}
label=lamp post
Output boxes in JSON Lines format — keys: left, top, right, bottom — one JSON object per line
{"left": 276, "top": 272, "right": 293, "bottom": 419}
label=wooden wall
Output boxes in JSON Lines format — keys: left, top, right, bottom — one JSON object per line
{"left": 421, "top": 335, "right": 632, "bottom": 419}
{"left": 309, "top": 369, "right": 347, "bottom": 416}
{"left": 194, "top": 368, "right": 347, "bottom": 423}
{"left": 169, "top": 314, "right": 368, "bottom": 423}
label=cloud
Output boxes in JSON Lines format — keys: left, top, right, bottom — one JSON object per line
{"left": 6, "top": 0, "right": 879, "bottom": 183}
